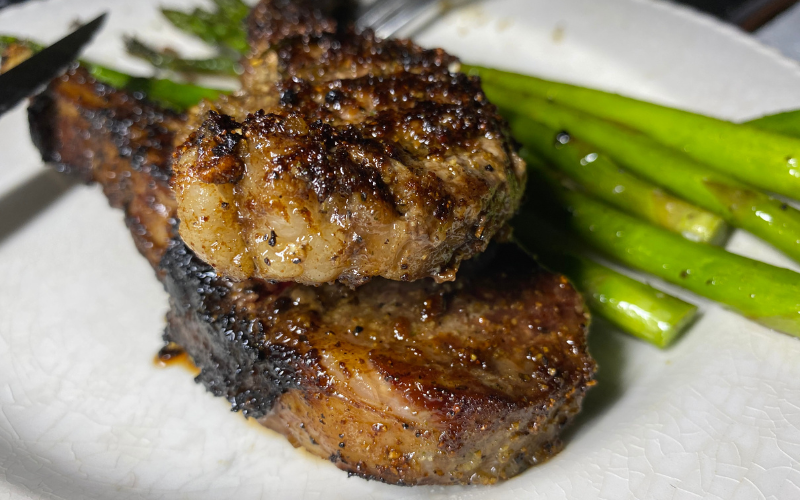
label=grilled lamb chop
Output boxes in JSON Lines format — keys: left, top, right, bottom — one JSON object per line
{"left": 171, "top": 0, "right": 527, "bottom": 287}
{"left": 162, "top": 238, "right": 593, "bottom": 485}
{"left": 26, "top": 17, "right": 595, "bottom": 489}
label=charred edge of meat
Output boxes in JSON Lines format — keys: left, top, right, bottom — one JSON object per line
{"left": 270, "top": 30, "right": 459, "bottom": 82}
{"left": 276, "top": 70, "right": 491, "bottom": 121}
{"left": 178, "top": 111, "right": 245, "bottom": 185}
{"left": 27, "top": 89, "right": 78, "bottom": 178}
{"left": 28, "top": 66, "right": 183, "bottom": 269}
{"left": 162, "top": 239, "right": 305, "bottom": 418}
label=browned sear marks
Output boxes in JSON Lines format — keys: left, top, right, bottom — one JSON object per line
{"left": 181, "top": 111, "right": 245, "bottom": 184}
{"left": 171, "top": 1, "right": 527, "bottom": 286}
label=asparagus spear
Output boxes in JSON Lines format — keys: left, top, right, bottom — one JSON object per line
{"left": 89, "top": 65, "right": 227, "bottom": 110}
{"left": 525, "top": 171, "right": 800, "bottom": 337}
{"left": 161, "top": 9, "right": 219, "bottom": 47}
{"left": 746, "top": 109, "right": 800, "bottom": 139}
{"left": 488, "top": 87, "right": 800, "bottom": 264}
{"left": 210, "top": 0, "right": 250, "bottom": 23}
{"left": 513, "top": 211, "right": 698, "bottom": 348}
{"left": 466, "top": 64, "right": 800, "bottom": 200}
{"left": 130, "top": 0, "right": 249, "bottom": 78}
{"left": 518, "top": 154, "right": 698, "bottom": 346}
{"left": 0, "top": 35, "right": 42, "bottom": 51}
{"left": 161, "top": 7, "right": 249, "bottom": 55}
{"left": 125, "top": 37, "right": 240, "bottom": 76}
{"left": 513, "top": 117, "right": 728, "bottom": 244}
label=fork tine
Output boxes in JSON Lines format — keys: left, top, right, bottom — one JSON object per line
{"left": 355, "top": 0, "right": 407, "bottom": 31}
{"left": 368, "top": 0, "right": 440, "bottom": 38}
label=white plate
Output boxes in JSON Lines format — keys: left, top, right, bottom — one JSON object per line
{"left": 2, "top": 0, "right": 800, "bottom": 498}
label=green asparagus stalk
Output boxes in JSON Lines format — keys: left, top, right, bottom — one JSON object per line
{"left": 161, "top": 7, "right": 249, "bottom": 55}
{"left": 513, "top": 211, "right": 697, "bottom": 348}
{"left": 513, "top": 117, "right": 728, "bottom": 244}
{"left": 466, "top": 64, "right": 800, "bottom": 200}
{"left": 525, "top": 171, "right": 800, "bottom": 337}
{"left": 210, "top": 0, "right": 250, "bottom": 23}
{"left": 125, "top": 37, "right": 240, "bottom": 76}
{"left": 488, "top": 87, "right": 800, "bottom": 264}
{"left": 0, "top": 35, "right": 42, "bottom": 51}
{"left": 89, "top": 65, "right": 227, "bottom": 110}
{"left": 746, "top": 109, "right": 800, "bottom": 139}
{"left": 161, "top": 9, "right": 220, "bottom": 47}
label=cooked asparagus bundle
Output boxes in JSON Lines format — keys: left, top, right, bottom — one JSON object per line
{"left": 513, "top": 210, "right": 697, "bottom": 348}
{"left": 125, "top": 0, "right": 249, "bottom": 78}
{"left": 527, "top": 170, "right": 800, "bottom": 337}
{"left": 488, "top": 87, "right": 800, "bottom": 264}
{"left": 513, "top": 117, "right": 727, "bottom": 244}
{"left": 466, "top": 64, "right": 800, "bottom": 201}
{"left": 124, "top": 37, "right": 240, "bottom": 76}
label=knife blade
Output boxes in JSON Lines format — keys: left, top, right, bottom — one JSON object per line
{"left": 0, "top": 12, "right": 106, "bottom": 116}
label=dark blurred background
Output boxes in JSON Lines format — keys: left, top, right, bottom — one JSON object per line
{"left": 678, "top": 0, "right": 798, "bottom": 30}
{"left": 0, "top": 0, "right": 797, "bottom": 31}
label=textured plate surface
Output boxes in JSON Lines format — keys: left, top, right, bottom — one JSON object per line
{"left": 2, "top": 0, "right": 800, "bottom": 498}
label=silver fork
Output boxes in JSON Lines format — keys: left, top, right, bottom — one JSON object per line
{"left": 356, "top": 0, "right": 445, "bottom": 38}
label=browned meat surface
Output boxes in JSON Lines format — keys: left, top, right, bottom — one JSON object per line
{"left": 27, "top": 15, "right": 595, "bottom": 487}
{"left": 163, "top": 241, "right": 594, "bottom": 484}
{"left": 171, "top": 0, "right": 527, "bottom": 287}
{"left": 1, "top": 42, "right": 34, "bottom": 72}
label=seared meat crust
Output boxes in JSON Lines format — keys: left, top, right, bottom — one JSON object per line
{"left": 28, "top": 16, "right": 594, "bottom": 487}
{"left": 172, "top": 0, "right": 526, "bottom": 286}
{"left": 163, "top": 240, "right": 594, "bottom": 484}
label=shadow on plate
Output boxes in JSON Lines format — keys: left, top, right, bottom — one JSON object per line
{"left": 561, "top": 316, "right": 628, "bottom": 443}
{"left": 0, "top": 168, "right": 78, "bottom": 244}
